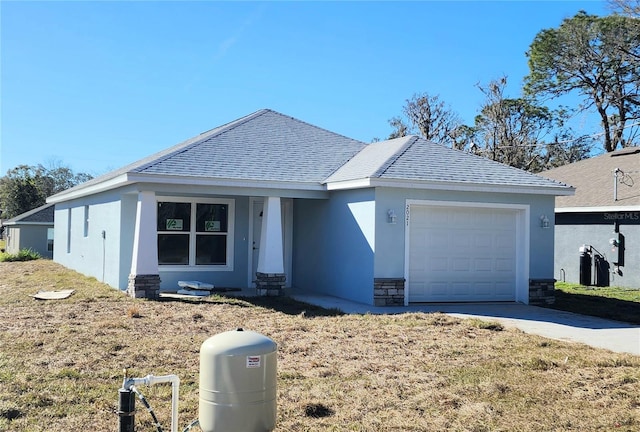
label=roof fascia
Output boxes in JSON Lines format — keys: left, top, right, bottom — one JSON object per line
{"left": 47, "top": 174, "right": 132, "bottom": 203}
{"left": 555, "top": 205, "right": 640, "bottom": 213}
{"left": 2, "top": 221, "right": 52, "bottom": 226}
{"left": 47, "top": 172, "right": 330, "bottom": 203}
{"left": 127, "top": 173, "right": 326, "bottom": 191}
{"left": 326, "top": 177, "right": 575, "bottom": 196}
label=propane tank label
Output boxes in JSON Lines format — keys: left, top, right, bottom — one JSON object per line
{"left": 246, "top": 355, "right": 261, "bottom": 368}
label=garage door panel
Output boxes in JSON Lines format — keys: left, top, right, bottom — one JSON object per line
{"left": 451, "top": 257, "right": 471, "bottom": 271}
{"left": 409, "top": 205, "right": 519, "bottom": 303}
{"left": 474, "top": 258, "right": 492, "bottom": 271}
{"left": 495, "top": 258, "right": 514, "bottom": 272}
{"left": 429, "top": 257, "right": 448, "bottom": 272}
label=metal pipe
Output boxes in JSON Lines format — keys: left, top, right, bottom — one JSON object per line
{"left": 122, "top": 374, "right": 180, "bottom": 432}
{"left": 614, "top": 168, "right": 621, "bottom": 201}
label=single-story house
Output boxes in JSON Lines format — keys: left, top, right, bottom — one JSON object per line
{"left": 542, "top": 147, "right": 640, "bottom": 288}
{"left": 2, "top": 203, "right": 55, "bottom": 258}
{"left": 47, "top": 109, "right": 573, "bottom": 306}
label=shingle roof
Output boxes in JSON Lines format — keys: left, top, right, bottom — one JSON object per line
{"left": 541, "top": 147, "right": 640, "bottom": 208}
{"left": 326, "top": 136, "right": 572, "bottom": 191}
{"left": 53, "top": 109, "right": 365, "bottom": 198}
{"left": 49, "top": 110, "right": 573, "bottom": 202}
{"left": 4, "top": 203, "right": 54, "bottom": 225}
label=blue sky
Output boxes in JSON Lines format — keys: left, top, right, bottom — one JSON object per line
{"left": 1, "top": 1, "right": 608, "bottom": 176}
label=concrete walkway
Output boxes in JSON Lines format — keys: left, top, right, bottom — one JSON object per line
{"left": 291, "top": 294, "right": 640, "bottom": 356}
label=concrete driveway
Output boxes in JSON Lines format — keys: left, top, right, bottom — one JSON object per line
{"left": 292, "top": 294, "right": 640, "bottom": 356}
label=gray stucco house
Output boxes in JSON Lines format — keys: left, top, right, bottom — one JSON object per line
{"left": 3, "top": 203, "right": 55, "bottom": 258}
{"left": 47, "top": 109, "right": 573, "bottom": 306}
{"left": 542, "top": 147, "right": 640, "bottom": 288}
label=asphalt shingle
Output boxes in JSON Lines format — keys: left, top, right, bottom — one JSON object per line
{"left": 327, "top": 136, "right": 571, "bottom": 190}
{"left": 4, "top": 203, "right": 54, "bottom": 224}
{"left": 542, "top": 147, "right": 640, "bottom": 207}
{"left": 134, "top": 109, "right": 366, "bottom": 183}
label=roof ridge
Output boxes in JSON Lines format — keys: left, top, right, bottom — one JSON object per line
{"left": 373, "top": 136, "right": 420, "bottom": 178}
{"left": 133, "top": 109, "right": 271, "bottom": 172}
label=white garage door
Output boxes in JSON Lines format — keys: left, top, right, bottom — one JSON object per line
{"left": 408, "top": 205, "right": 518, "bottom": 302}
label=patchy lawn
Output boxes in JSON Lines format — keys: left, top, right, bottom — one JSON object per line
{"left": 1, "top": 260, "right": 639, "bottom": 431}
{"left": 547, "top": 282, "right": 640, "bottom": 325}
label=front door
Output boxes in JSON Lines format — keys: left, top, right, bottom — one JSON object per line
{"left": 249, "top": 198, "right": 293, "bottom": 287}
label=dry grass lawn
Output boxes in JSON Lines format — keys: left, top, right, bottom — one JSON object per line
{"left": 1, "top": 260, "right": 639, "bottom": 431}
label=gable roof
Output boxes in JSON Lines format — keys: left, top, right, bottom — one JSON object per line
{"left": 541, "top": 147, "right": 640, "bottom": 210}
{"left": 48, "top": 109, "right": 366, "bottom": 202}
{"left": 326, "top": 136, "right": 573, "bottom": 195}
{"left": 3, "top": 203, "right": 54, "bottom": 226}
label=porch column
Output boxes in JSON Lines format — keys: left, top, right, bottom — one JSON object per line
{"left": 128, "top": 191, "right": 160, "bottom": 299}
{"left": 256, "top": 196, "right": 286, "bottom": 296}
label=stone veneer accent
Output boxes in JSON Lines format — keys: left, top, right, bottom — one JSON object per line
{"left": 127, "top": 274, "right": 161, "bottom": 299}
{"left": 529, "top": 278, "right": 555, "bottom": 305}
{"left": 256, "top": 272, "right": 286, "bottom": 296}
{"left": 374, "top": 278, "right": 405, "bottom": 306}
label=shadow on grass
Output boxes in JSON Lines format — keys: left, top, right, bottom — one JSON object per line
{"left": 544, "top": 290, "right": 640, "bottom": 325}
{"left": 157, "top": 293, "right": 344, "bottom": 318}
{"left": 234, "top": 295, "right": 345, "bottom": 317}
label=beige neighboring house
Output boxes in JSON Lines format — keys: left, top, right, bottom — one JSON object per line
{"left": 542, "top": 147, "right": 640, "bottom": 288}
{"left": 3, "top": 203, "right": 55, "bottom": 258}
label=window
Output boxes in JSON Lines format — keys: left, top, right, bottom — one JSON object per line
{"left": 83, "top": 205, "right": 89, "bottom": 237}
{"left": 66, "top": 208, "right": 72, "bottom": 253}
{"left": 157, "top": 199, "right": 234, "bottom": 268}
{"left": 47, "top": 228, "right": 54, "bottom": 252}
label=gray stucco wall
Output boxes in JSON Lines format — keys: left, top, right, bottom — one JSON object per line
{"left": 53, "top": 190, "right": 124, "bottom": 288}
{"left": 293, "top": 189, "right": 375, "bottom": 304}
{"left": 555, "top": 223, "right": 639, "bottom": 288}
{"left": 5, "top": 224, "right": 52, "bottom": 258}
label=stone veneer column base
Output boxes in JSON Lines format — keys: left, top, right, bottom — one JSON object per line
{"left": 256, "top": 272, "right": 286, "bottom": 296}
{"left": 374, "top": 278, "right": 405, "bottom": 306}
{"left": 128, "top": 274, "right": 161, "bottom": 299}
{"left": 529, "top": 278, "right": 555, "bottom": 305}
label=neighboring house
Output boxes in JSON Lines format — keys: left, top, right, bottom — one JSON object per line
{"left": 47, "top": 109, "right": 572, "bottom": 306}
{"left": 2, "top": 203, "right": 55, "bottom": 258}
{"left": 542, "top": 147, "right": 640, "bottom": 289}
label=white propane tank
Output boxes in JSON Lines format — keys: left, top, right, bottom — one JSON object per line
{"left": 199, "top": 328, "right": 277, "bottom": 432}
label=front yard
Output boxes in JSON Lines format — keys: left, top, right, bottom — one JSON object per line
{"left": 1, "top": 260, "right": 639, "bottom": 431}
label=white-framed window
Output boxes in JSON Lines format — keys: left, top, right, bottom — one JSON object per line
{"left": 157, "top": 198, "right": 234, "bottom": 270}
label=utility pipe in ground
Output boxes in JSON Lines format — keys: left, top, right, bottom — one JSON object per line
{"left": 122, "top": 374, "right": 180, "bottom": 432}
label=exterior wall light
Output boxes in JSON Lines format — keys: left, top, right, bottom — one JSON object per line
{"left": 387, "top": 209, "right": 397, "bottom": 224}
{"left": 540, "top": 215, "right": 550, "bottom": 229}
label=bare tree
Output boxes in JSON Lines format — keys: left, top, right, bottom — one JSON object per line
{"left": 387, "top": 92, "right": 461, "bottom": 145}
{"left": 474, "top": 76, "right": 590, "bottom": 172}
{"left": 608, "top": 0, "right": 640, "bottom": 17}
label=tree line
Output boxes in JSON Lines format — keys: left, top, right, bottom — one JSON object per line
{"left": 0, "top": 163, "right": 93, "bottom": 220}
{"left": 384, "top": 6, "right": 640, "bottom": 173}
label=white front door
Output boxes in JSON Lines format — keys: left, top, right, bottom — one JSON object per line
{"left": 249, "top": 198, "right": 293, "bottom": 287}
{"left": 407, "top": 204, "right": 520, "bottom": 303}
